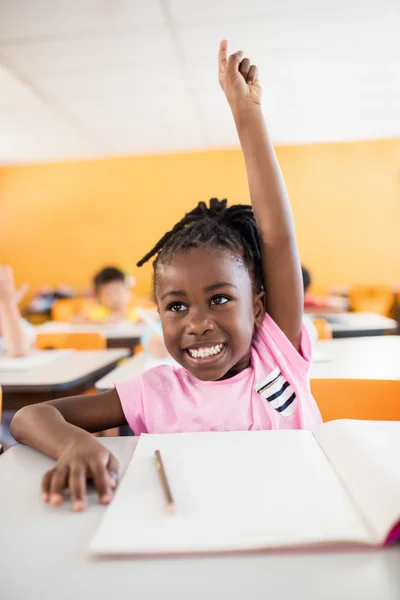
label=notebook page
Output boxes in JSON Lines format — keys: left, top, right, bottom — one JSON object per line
{"left": 315, "top": 420, "right": 400, "bottom": 544}
{"left": 90, "top": 430, "right": 371, "bottom": 555}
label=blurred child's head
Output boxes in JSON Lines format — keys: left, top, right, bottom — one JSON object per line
{"left": 93, "top": 266, "right": 130, "bottom": 312}
{"left": 137, "top": 199, "right": 265, "bottom": 382}
{"left": 302, "top": 266, "right": 312, "bottom": 293}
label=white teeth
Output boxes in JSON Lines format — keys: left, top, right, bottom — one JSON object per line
{"left": 188, "top": 344, "right": 224, "bottom": 359}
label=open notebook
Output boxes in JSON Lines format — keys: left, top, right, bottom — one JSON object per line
{"left": 90, "top": 420, "right": 400, "bottom": 556}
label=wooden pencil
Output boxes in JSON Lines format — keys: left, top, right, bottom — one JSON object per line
{"left": 154, "top": 449, "right": 175, "bottom": 515}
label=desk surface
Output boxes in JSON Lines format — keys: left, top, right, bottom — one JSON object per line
{"left": 311, "top": 336, "right": 400, "bottom": 380}
{"left": 308, "top": 312, "right": 397, "bottom": 337}
{"left": 0, "top": 348, "right": 129, "bottom": 392}
{"left": 1, "top": 438, "right": 399, "bottom": 600}
{"left": 35, "top": 321, "right": 146, "bottom": 340}
{"left": 95, "top": 353, "right": 149, "bottom": 391}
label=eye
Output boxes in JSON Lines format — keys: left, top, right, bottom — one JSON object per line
{"left": 167, "top": 302, "right": 188, "bottom": 313}
{"left": 210, "top": 295, "right": 230, "bottom": 306}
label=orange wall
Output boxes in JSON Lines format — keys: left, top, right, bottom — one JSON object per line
{"left": 1, "top": 138, "right": 399, "bottom": 297}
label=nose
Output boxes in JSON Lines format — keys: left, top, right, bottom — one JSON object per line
{"left": 186, "top": 308, "right": 214, "bottom": 336}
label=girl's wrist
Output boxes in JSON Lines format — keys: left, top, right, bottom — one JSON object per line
{"left": 230, "top": 101, "right": 263, "bottom": 120}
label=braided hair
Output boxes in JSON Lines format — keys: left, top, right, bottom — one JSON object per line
{"left": 137, "top": 198, "right": 263, "bottom": 292}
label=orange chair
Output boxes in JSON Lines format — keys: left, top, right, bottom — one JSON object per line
{"left": 51, "top": 298, "right": 88, "bottom": 322}
{"left": 311, "top": 379, "right": 400, "bottom": 422}
{"left": 36, "top": 332, "right": 106, "bottom": 350}
{"left": 312, "top": 318, "right": 332, "bottom": 340}
{"left": 349, "top": 285, "right": 394, "bottom": 317}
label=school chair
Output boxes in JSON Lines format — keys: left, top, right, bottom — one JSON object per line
{"left": 311, "top": 378, "right": 400, "bottom": 422}
{"left": 312, "top": 318, "right": 332, "bottom": 340}
{"left": 51, "top": 298, "right": 85, "bottom": 322}
{"left": 36, "top": 332, "right": 106, "bottom": 351}
{"left": 51, "top": 297, "right": 97, "bottom": 322}
{"left": 349, "top": 285, "right": 394, "bottom": 317}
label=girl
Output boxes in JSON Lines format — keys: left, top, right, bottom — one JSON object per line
{"left": 11, "top": 41, "right": 322, "bottom": 512}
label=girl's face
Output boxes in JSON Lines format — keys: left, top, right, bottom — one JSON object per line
{"left": 155, "top": 246, "right": 265, "bottom": 381}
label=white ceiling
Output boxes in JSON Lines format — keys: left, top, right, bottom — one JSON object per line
{"left": 0, "top": 0, "right": 399, "bottom": 164}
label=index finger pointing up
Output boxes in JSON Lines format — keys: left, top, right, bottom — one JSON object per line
{"left": 218, "top": 39, "right": 228, "bottom": 72}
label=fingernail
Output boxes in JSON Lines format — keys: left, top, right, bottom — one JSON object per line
{"left": 101, "top": 493, "right": 112, "bottom": 504}
{"left": 41, "top": 492, "right": 49, "bottom": 502}
{"left": 72, "top": 500, "right": 85, "bottom": 512}
{"left": 50, "top": 494, "right": 62, "bottom": 506}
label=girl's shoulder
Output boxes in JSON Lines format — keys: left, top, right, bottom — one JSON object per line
{"left": 252, "top": 312, "right": 312, "bottom": 375}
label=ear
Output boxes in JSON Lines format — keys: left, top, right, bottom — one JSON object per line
{"left": 253, "top": 290, "right": 265, "bottom": 328}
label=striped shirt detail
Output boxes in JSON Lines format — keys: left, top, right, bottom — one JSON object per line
{"left": 255, "top": 367, "right": 297, "bottom": 417}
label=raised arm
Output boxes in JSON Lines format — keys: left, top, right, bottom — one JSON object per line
{"left": 0, "top": 266, "right": 31, "bottom": 357}
{"left": 11, "top": 389, "right": 126, "bottom": 511}
{"left": 218, "top": 41, "right": 303, "bottom": 350}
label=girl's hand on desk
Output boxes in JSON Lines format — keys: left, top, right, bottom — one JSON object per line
{"left": 41, "top": 435, "right": 119, "bottom": 512}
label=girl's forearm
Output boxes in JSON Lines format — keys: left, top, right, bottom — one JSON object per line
{"left": 10, "top": 404, "right": 91, "bottom": 459}
{"left": 232, "top": 104, "right": 295, "bottom": 243}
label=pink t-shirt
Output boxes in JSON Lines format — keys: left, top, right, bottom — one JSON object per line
{"left": 116, "top": 314, "right": 322, "bottom": 434}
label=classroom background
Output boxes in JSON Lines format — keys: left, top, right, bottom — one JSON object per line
{"left": 0, "top": 0, "right": 399, "bottom": 306}
{"left": 1, "top": 1, "right": 400, "bottom": 597}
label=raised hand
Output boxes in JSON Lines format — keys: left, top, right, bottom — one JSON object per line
{"left": 218, "top": 39, "right": 262, "bottom": 110}
{"left": 0, "top": 265, "right": 17, "bottom": 305}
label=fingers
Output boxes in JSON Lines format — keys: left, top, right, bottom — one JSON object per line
{"left": 247, "top": 64, "right": 258, "bottom": 84}
{"left": 239, "top": 59, "right": 258, "bottom": 84}
{"left": 41, "top": 468, "right": 53, "bottom": 503}
{"left": 218, "top": 39, "right": 228, "bottom": 72}
{"left": 220, "top": 40, "right": 258, "bottom": 85}
{"left": 49, "top": 464, "right": 69, "bottom": 506}
{"left": 89, "top": 459, "right": 113, "bottom": 505}
{"left": 16, "top": 283, "right": 30, "bottom": 303}
{"left": 107, "top": 454, "right": 119, "bottom": 490}
{"left": 41, "top": 454, "right": 118, "bottom": 511}
{"left": 227, "top": 50, "right": 244, "bottom": 77}
{"left": 239, "top": 58, "right": 251, "bottom": 81}
{"left": 4, "top": 265, "right": 13, "bottom": 281}
{"left": 69, "top": 458, "right": 87, "bottom": 512}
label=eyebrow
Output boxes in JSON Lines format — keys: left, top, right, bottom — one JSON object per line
{"left": 204, "top": 282, "right": 239, "bottom": 293}
{"left": 160, "top": 290, "right": 187, "bottom": 301}
{"left": 160, "top": 282, "right": 238, "bottom": 301}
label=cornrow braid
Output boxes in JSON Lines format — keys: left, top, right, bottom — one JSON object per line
{"left": 137, "top": 198, "right": 263, "bottom": 291}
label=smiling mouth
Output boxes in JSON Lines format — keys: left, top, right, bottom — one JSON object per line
{"left": 185, "top": 343, "right": 225, "bottom": 360}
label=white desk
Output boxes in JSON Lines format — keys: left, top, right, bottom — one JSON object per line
{"left": 1, "top": 438, "right": 399, "bottom": 600}
{"left": 307, "top": 312, "right": 397, "bottom": 338}
{"left": 311, "top": 336, "right": 400, "bottom": 380}
{"left": 95, "top": 353, "right": 149, "bottom": 391}
{"left": 0, "top": 348, "right": 129, "bottom": 410}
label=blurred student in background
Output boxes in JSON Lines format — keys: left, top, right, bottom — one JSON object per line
{"left": 0, "top": 265, "right": 34, "bottom": 357}
{"left": 71, "top": 266, "right": 139, "bottom": 325}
